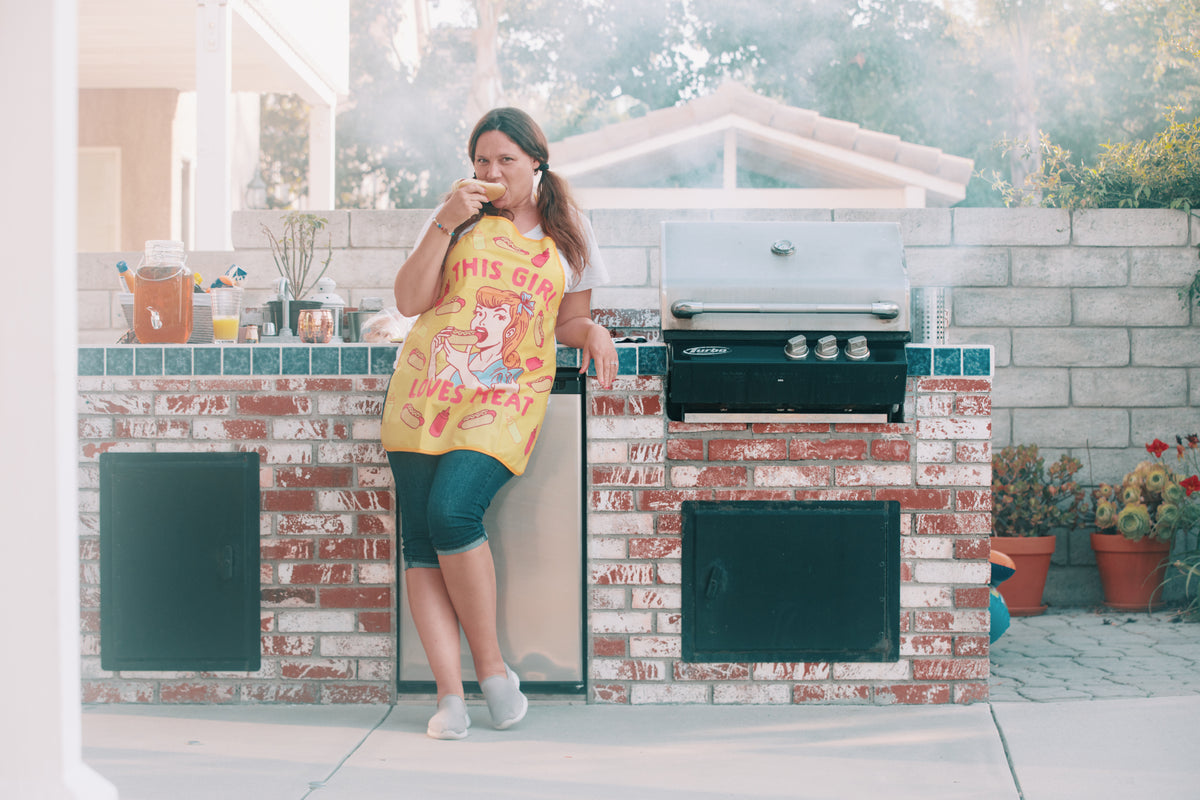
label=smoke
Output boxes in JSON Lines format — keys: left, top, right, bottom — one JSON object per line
{"left": 333, "top": 0, "right": 1200, "bottom": 209}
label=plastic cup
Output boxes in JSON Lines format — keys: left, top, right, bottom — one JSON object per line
{"left": 211, "top": 287, "right": 244, "bottom": 343}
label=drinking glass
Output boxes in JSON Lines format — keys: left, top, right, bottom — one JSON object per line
{"left": 210, "top": 287, "right": 244, "bottom": 344}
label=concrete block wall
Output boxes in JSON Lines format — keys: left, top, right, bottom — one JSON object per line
{"left": 938, "top": 209, "right": 1199, "bottom": 606}
{"left": 78, "top": 207, "right": 1200, "bottom": 607}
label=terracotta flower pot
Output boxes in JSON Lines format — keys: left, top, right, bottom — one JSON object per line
{"left": 1090, "top": 532, "right": 1171, "bottom": 611}
{"left": 990, "top": 535, "right": 1056, "bottom": 616}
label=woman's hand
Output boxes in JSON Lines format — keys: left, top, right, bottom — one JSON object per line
{"left": 440, "top": 182, "right": 488, "bottom": 231}
{"left": 555, "top": 290, "right": 618, "bottom": 390}
{"left": 580, "top": 321, "right": 618, "bottom": 389}
{"left": 394, "top": 181, "right": 489, "bottom": 317}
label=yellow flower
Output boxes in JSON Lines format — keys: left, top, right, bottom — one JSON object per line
{"left": 1144, "top": 465, "right": 1170, "bottom": 495}
{"left": 1154, "top": 503, "right": 1181, "bottom": 541}
{"left": 1163, "top": 482, "right": 1187, "bottom": 506}
{"left": 1094, "top": 499, "right": 1119, "bottom": 529}
{"left": 1116, "top": 503, "right": 1152, "bottom": 541}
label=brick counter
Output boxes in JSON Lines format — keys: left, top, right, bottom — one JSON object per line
{"left": 77, "top": 342, "right": 993, "bottom": 705}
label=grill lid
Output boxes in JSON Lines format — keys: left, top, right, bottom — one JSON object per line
{"left": 661, "top": 221, "right": 910, "bottom": 334}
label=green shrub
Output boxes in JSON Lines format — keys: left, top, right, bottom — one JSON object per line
{"left": 992, "top": 445, "right": 1088, "bottom": 538}
{"left": 988, "top": 110, "right": 1200, "bottom": 211}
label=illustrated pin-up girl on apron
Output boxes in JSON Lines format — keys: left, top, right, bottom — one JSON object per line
{"left": 430, "top": 286, "right": 533, "bottom": 391}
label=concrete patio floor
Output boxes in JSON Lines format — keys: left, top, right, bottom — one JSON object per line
{"left": 83, "top": 609, "right": 1200, "bottom": 799}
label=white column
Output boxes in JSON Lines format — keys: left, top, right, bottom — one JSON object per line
{"left": 194, "top": 0, "right": 233, "bottom": 249}
{"left": 722, "top": 127, "right": 738, "bottom": 191}
{"left": 0, "top": 0, "right": 117, "bottom": 797}
{"left": 308, "top": 102, "right": 336, "bottom": 210}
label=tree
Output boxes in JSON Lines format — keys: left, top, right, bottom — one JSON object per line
{"left": 257, "top": 0, "right": 1200, "bottom": 208}
{"left": 955, "top": 0, "right": 1200, "bottom": 202}
{"left": 258, "top": 93, "right": 309, "bottom": 209}
{"left": 334, "top": 0, "right": 476, "bottom": 208}
{"left": 466, "top": 0, "right": 506, "bottom": 124}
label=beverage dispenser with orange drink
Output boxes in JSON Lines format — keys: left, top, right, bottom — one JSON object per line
{"left": 133, "top": 240, "right": 193, "bottom": 344}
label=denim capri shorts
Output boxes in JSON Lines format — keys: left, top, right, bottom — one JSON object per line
{"left": 387, "top": 449, "right": 514, "bottom": 570}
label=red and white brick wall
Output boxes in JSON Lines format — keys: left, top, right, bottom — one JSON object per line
{"left": 77, "top": 370, "right": 991, "bottom": 706}
{"left": 78, "top": 375, "right": 395, "bottom": 704}
{"left": 585, "top": 375, "right": 993, "bottom": 706}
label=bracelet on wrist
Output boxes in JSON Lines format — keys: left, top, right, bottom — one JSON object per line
{"left": 432, "top": 218, "right": 452, "bottom": 236}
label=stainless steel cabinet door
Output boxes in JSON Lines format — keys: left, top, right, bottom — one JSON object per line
{"left": 397, "top": 387, "right": 584, "bottom": 687}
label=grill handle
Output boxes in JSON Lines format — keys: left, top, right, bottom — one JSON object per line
{"left": 670, "top": 300, "right": 902, "bottom": 320}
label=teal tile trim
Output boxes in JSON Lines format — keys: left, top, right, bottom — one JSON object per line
{"left": 223, "top": 348, "right": 251, "bottom": 375}
{"left": 83, "top": 342, "right": 874, "bottom": 379}
{"left": 135, "top": 348, "right": 163, "bottom": 376}
{"left": 164, "top": 348, "right": 193, "bottom": 375}
{"left": 962, "top": 347, "right": 992, "bottom": 376}
{"left": 78, "top": 348, "right": 105, "bottom": 376}
{"left": 905, "top": 344, "right": 994, "bottom": 378}
{"left": 252, "top": 347, "right": 282, "bottom": 375}
{"left": 933, "top": 348, "right": 962, "bottom": 376}
{"left": 193, "top": 347, "right": 222, "bottom": 375}
{"left": 637, "top": 345, "right": 667, "bottom": 376}
{"left": 106, "top": 348, "right": 133, "bottom": 375}
{"left": 906, "top": 346, "right": 932, "bottom": 376}
{"left": 556, "top": 348, "right": 580, "bottom": 369}
{"left": 340, "top": 346, "right": 368, "bottom": 374}
{"left": 369, "top": 346, "right": 398, "bottom": 374}
{"left": 311, "top": 347, "right": 340, "bottom": 375}
{"left": 282, "top": 347, "right": 311, "bottom": 375}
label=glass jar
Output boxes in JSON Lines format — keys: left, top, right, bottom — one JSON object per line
{"left": 133, "top": 240, "right": 193, "bottom": 344}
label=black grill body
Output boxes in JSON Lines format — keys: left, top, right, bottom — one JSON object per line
{"left": 665, "top": 330, "right": 908, "bottom": 423}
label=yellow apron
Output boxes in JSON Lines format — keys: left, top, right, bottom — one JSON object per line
{"left": 381, "top": 215, "right": 565, "bottom": 476}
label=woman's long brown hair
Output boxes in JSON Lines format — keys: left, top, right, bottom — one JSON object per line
{"left": 465, "top": 108, "right": 590, "bottom": 279}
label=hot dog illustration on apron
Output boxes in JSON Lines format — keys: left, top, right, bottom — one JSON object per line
{"left": 382, "top": 215, "right": 564, "bottom": 476}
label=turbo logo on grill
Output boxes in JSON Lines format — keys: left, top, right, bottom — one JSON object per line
{"left": 682, "top": 346, "right": 731, "bottom": 356}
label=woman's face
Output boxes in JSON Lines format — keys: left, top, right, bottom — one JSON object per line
{"left": 472, "top": 303, "right": 512, "bottom": 348}
{"left": 473, "top": 130, "right": 540, "bottom": 211}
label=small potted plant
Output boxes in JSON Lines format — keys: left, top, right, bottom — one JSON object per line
{"left": 1091, "top": 436, "right": 1200, "bottom": 611}
{"left": 261, "top": 211, "right": 333, "bottom": 332}
{"left": 991, "top": 445, "right": 1088, "bottom": 616}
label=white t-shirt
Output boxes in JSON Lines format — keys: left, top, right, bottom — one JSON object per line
{"left": 421, "top": 207, "right": 609, "bottom": 294}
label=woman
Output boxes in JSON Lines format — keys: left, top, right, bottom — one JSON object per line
{"left": 381, "top": 108, "right": 617, "bottom": 740}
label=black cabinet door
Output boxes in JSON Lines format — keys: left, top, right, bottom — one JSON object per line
{"left": 682, "top": 500, "right": 899, "bottom": 663}
{"left": 100, "top": 452, "right": 260, "bottom": 671}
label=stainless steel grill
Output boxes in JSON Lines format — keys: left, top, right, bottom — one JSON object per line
{"left": 661, "top": 221, "right": 911, "bottom": 423}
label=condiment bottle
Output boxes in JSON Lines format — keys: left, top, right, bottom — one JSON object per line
{"left": 430, "top": 408, "right": 450, "bottom": 437}
{"left": 133, "top": 240, "right": 193, "bottom": 344}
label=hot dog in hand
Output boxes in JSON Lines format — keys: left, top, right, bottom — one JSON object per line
{"left": 452, "top": 178, "right": 506, "bottom": 202}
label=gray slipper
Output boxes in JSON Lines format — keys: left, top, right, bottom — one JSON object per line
{"left": 426, "top": 695, "right": 470, "bottom": 740}
{"left": 481, "top": 664, "right": 528, "bottom": 730}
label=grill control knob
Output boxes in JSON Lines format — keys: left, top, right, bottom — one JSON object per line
{"left": 784, "top": 335, "right": 809, "bottom": 360}
{"left": 845, "top": 335, "right": 870, "bottom": 361}
{"left": 814, "top": 335, "right": 839, "bottom": 360}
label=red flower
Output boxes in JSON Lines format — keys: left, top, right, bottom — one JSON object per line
{"left": 1181, "top": 475, "right": 1200, "bottom": 496}
{"left": 1146, "top": 438, "right": 1170, "bottom": 458}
